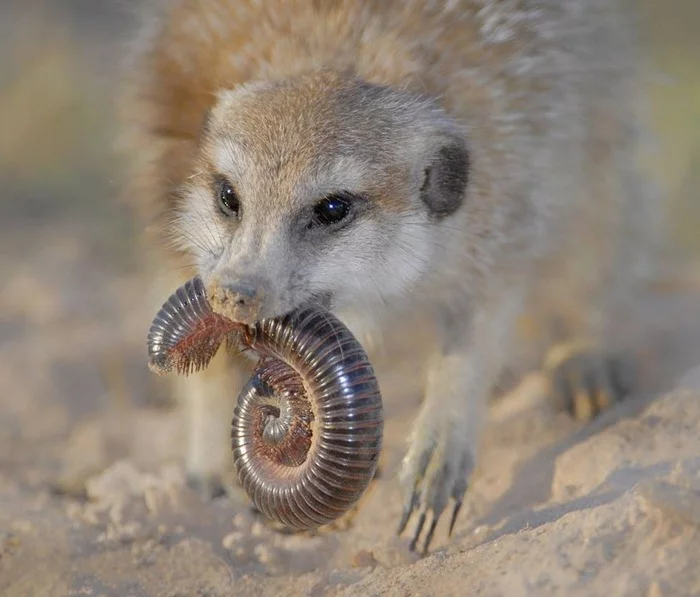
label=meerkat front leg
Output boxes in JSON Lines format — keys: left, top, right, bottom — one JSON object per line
{"left": 174, "top": 350, "right": 250, "bottom": 499}
{"left": 398, "top": 289, "right": 524, "bottom": 554}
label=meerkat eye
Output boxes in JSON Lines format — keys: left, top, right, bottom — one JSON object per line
{"left": 311, "top": 193, "right": 352, "bottom": 227}
{"left": 217, "top": 180, "right": 240, "bottom": 217}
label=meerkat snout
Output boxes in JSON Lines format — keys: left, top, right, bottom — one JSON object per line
{"left": 207, "top": 277, "right": 268, "bottom": 324}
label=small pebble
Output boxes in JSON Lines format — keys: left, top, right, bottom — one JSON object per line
{"left": 232, "top": 513, "right": 248, "bottom": 528}
{"left": 352, "top": 549, "right": 378, "bottom": 568}
{"left": 254, "top": 543, "right": 276, "bottom": 564}
{"left": 222, "top": 531, "right": 244, "bottom": 550}
{"left": 251, "top": 520, "right": 266, "bottom": 538}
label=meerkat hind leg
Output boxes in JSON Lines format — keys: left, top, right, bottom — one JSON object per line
{"left": 539, "top": 88, "right": 650, "bottom": 424}
{"left": 544, "top": 340, "right": 636, "bottom": 422}
{"left": 525, "top": 280, "right": 639, "bottom": 422}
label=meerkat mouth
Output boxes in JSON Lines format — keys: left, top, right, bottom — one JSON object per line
{"left": 308, "top": 291, "right": 333, "bottom": 312}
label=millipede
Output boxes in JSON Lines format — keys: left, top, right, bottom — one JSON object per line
{"left": 146, "top": 276, "right": 384, "bottom": 529}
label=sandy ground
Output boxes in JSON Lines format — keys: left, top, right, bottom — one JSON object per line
{"left": 1, "top": 3, "right": 700, "bottom": 595}
{"left": 1, "top": 218, "right": 700, "bottom": 597}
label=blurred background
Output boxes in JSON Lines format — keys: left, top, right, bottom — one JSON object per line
{"left": 0, "top": 0, "right": 698, "bottom": 579}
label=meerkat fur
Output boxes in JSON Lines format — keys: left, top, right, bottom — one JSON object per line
{"left": 116, "top": 0, "right": 660, "bottom": 553}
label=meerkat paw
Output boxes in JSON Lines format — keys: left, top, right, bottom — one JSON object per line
{"left": 544, "top": 341, "right": 636, "bottom": 421}
{"left": 185, "top": 442, "right": 236, "bottom": 500}
{"left": 185, "top": 470, "right": 231, "bottom": 500}
{"left": 397, "top": 419, "right": 473, "bottom": 555}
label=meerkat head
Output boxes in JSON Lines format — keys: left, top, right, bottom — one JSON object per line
{"left": 175, "top": 70, "right": 469, "bottom": 325}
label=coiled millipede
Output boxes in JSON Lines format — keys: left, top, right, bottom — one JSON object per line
{"left": 146, "top": 276, "right": 384, "bottom": 529}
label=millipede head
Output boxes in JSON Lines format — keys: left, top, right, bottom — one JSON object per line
{"left": 146, "top": 276, "right": 242, "bottom": 376}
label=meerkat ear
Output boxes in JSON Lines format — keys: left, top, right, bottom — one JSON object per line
{"left": 419, "top": 135, "right": 470, "bottom": 220}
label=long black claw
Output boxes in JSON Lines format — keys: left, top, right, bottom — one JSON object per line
{"left": 552, "top": 368, "right": 574, "bottom": 414}
{"left": 397, "top": 505, "right": 412, "bottom": 536}
{"left": 397, "top": 491, "right": 418, "bottom": 536}
{"left": 422, "top": 516, "right": 440, "bottom": 555}
{"left": 448, "top": 500, "right": 463, "bottom": 537}
{"left": 409, "top": 512, "right": 427, "bottom": 552}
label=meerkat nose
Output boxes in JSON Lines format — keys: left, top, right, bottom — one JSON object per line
{"left": 208, "top": 277, "right": 268, "bottom": 325}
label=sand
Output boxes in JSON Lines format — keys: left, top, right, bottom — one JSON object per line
{"left": 1, "top": 222, "right": 700, "bottom": 597}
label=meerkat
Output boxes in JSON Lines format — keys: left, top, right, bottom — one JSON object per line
{"left": 116, "top": 0, "right": 660, "bottom": 553}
